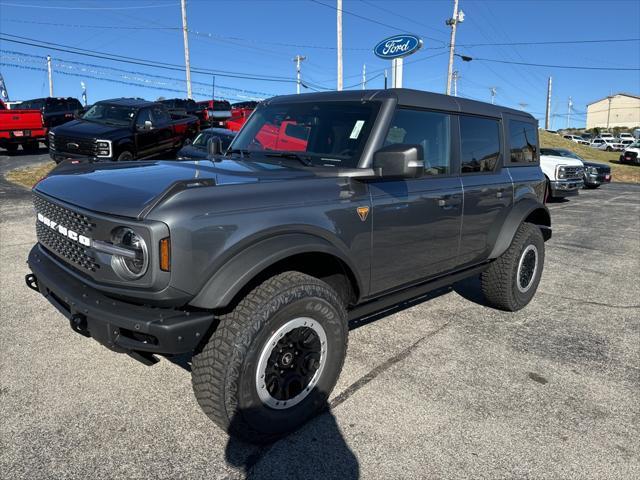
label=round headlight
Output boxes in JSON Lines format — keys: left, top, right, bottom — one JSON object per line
{"left": 110, "top": 227, "right": 148, "bottom": 280}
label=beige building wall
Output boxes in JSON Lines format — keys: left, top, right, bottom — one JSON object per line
{"left": 586, "top": 94, "right": 640, "bottom": 129}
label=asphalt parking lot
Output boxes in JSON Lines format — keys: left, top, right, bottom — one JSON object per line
{"left": 1, "top": 152, "right": 639, "bottom": 480}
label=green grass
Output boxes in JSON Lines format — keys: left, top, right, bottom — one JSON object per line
{"left": 539, "top": 131, "right": 639, "bottom": 183}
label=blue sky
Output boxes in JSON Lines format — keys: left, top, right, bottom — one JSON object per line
{"left": 1, "top": 0, "right": 639, "bottom": 128}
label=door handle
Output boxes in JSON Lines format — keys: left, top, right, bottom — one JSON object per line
{"left": 496, "top": 191, "right": 503, "bottom": 198}
{"left": 437, "top": 197, "right": 461, "bottom": 209}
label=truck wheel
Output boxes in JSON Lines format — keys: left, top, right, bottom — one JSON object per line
{"left": 116, "top": 151, "right": 133, "bottom": 161}
{"left": 481, "top": 222, "right": 545, "bottom": 312}
{"left": 3, "top": 144, "right": 18, "bottom": 153}
{"left": 191, "top": 271, "right": 348, "bottom": 444}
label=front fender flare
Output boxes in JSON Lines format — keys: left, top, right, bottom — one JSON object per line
{"left": 488, "top": 199, "right": 551, "bottom": 260}
{"left": 189, "top": 233, "right": 363, "bottom": 310}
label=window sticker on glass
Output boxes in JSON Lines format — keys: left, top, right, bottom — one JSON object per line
{"left": 349, "top": 120, "right": 365, "bottom": 139}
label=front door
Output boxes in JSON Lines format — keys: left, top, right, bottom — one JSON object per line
{"left": 369, "top": 108, "right": 462, "bottom": 295}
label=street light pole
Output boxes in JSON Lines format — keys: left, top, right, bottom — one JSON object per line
{"left": 294, "top": 55, "right": 306, "bottom": 94}
{"left": 180, "top": 0, "right": 193, "bottom": 99}
{"left": 445, "top": 0, "right": 464, "bottom": 95}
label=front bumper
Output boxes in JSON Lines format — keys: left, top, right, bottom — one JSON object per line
{"left": 550, "top": 179, "right": 583, "bottom": 196}
{"left": 49, "top": 149, "right": 109, "bottom": 162}
{"left": 584, "top": 172, "right": 611, "bottom": 186}
{"left": 27, "top": 245, "right": 215, "bottom": 355}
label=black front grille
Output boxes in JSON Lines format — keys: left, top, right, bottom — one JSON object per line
{"left": 34, "top": 196, "right": 99, "bottom": 271}
{"left": 51, "top": 135, "right": 97, "bottom": 156}
{"left": 34, "top": 195, "right": 94, "bottom": 236}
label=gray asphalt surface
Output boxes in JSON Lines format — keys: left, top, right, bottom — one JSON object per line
{"left": 1, "top": 153, "right": 639, "bottom": 479}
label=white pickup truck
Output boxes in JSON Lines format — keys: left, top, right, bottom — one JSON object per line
{"left": 540, "top": 153, "right": 584, "bottom": 199}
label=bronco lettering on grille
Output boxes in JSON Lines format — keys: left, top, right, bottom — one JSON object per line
{"left": 37, "top": 213, "right": 92, "bottom": 247}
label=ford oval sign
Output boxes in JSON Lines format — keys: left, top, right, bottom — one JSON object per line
{"left": 374, "top": 35, "right": 423, "bottom": 59}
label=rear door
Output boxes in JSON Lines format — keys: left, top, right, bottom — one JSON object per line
{"left": 369, "top": 108, "right": 463, "bottom": 295}
{"left": 457, "top": 115, "right": 513, "bottom": 267}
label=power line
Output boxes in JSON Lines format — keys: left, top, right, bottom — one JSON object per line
{"left": 0, "top": 33, "right": 298, "bottom": 83}
{"left": 0, "top": 18, "right": 178, "bottom": 30}
{"left": 0, "top": 1, "right": 179, "bottom": 10}
{"left": 458, "top": 38, "right": 640, "bottom": 47}
{"left": 358, "top": 0, "right": 450, "bottom": 36}
{"left": 308, "top": 0, "right": 448, "bottom": 46}
{"left": 469, "top": 56, "right": 640, "bottom": 71}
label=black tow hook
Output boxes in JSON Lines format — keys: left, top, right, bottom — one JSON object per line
{"left": 25, "top": 274, "right": 39, "bottom": 292}
{"left": 70, "top": 314, "right": 90, "bottom": 337}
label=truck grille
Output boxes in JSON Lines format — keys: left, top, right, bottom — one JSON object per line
{"left": 561, "top": 166, "right": 583, "bottom": 180}
{"left": 50, "top": 134, "right": 97, "bottom": 156}
{"left": 34, "top": 196, "right": 99, "bottom": 271}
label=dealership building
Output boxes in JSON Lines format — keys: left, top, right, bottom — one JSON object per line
{"left": 586, "top": 93, "right": 640, "bottom": 129}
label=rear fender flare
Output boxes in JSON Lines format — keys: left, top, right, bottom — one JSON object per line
{"left": 488, "top": 199, "right": 551, "bottom": 259}
{"left": 190, "top": 233, "right": 362, "bottom": 309}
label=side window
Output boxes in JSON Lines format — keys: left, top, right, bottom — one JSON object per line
{"left": 384, "top": 109, "right": 451, "bottom": 175}
{"left": 509, "top": 120, "right": 538, "bottom": 163}
{"left": 459, "top": 116, "right": 501, "bottom": 173}
{"left": 152, "top": 106, "right": 171, "bottom": 125}
{"left": 136, "top": 108, "right": 153, "bottom": 127}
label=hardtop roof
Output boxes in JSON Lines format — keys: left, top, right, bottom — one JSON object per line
{"left": 266, "top": 88, "right": 535, "bottom": 121}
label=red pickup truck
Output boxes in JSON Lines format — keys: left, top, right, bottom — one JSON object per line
{"left": 0, "top": 100, "right": 46, "bottom": 153}
{"left": 227, "top": 101, "right": 258, "bottom": 132}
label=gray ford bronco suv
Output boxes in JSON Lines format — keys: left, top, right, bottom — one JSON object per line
{"left": 26, "top": 89, "right": 551, "bottom": 443}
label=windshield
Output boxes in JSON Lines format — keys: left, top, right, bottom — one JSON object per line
{"left": 556, "top": 149, "right": 582, "bottom": 160}
{"left": 231, "top": 101, "right": 380, "bottom": 168}
{"left": 82, "top": 103, "right": 136, "bottom": 126}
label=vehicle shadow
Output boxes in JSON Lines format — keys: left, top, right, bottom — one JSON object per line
{"left": 224, "top": 403, "right": 359, "bottom": 479}
{"left": 452, "top": 274, "right": 490, "bottom": 307}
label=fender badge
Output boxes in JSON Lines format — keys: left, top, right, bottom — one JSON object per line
{"left": 357, "top": 206, "right": 370, "bottom": 222}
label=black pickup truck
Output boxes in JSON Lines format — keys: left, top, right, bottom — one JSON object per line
{"left": 26, "top": 89, "right": 551, "bottom": 443}
{"left": 16, "top": 96, "right": 84, "bottom": 131}
{"left": 48, "top": 98, "right": 199, "bottom": 162}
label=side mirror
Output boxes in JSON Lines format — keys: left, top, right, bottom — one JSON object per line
{"left": 144, "top": 120, "right": 153, "bottom": 130}
{"left": 207, "top": 137, "right": 223, "bottom": 157}
{"left": 372, "top": 144, "right": 424, "bottom": 178}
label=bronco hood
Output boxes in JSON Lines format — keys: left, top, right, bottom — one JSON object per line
{"left": 34, "top": 158, "right": 315, "bottom": 218}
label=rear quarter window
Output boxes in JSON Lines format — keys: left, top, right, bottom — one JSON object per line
{"left": 508, "top": 120, "right": 538, "bottom": 164}
{"left": 459, "top": 116, "right": 501, "bottom": 173}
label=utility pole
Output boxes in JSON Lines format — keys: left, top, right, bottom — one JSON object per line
{"left": 566, "top": 96, "right": 573, "bottom": 128}
{"left": 361, "top": 64, "right": 366, "bottom": 90}
{"left": 606, "top": 95, "right": 613, "bottom": 130}
{"left": 211, "top": 75, "right": 215, "bottom": 101}
{"left": 336, "top": 0, "right": 343, "bottom": 91}
{"left": 294, "top": 55, "right": 306, "bottom": 94}
{"left": 46, "top": 55, "right": 53, "bottom": 97}
{"left": 545, "top": 76, "right": 552, "bottom": 130}
{"left": 490, "top": 86, "right": 496, "bottom": 105}
{"left": 452, "top": 70, "right": 459, "bottom": 97}
{"left": 445, "top": 0, "right": 464, "bottom": 95}
{"left": 180, "top": 0, "right": 193, "bottom": 99}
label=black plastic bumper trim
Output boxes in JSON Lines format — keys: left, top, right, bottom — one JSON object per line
{"left": 27, "top": 245, "right": 215, "bottom": 355}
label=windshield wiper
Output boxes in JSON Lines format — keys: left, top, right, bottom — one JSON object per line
{"left": 264, "top": 152, "right": 313, "bottom": 166}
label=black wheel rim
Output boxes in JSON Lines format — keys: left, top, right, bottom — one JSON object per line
{"left": 517, "top": 245, "right": 538, "bottom": 293}
{"left": 256, "top": 317, "right": 327, "bottom": 409}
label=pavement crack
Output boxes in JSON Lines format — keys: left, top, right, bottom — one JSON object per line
{"left": 540, "top": 291, "right": 640, "bottom": 310}
{"left": 329, "top": 320, "right": 453, "bottom": 410}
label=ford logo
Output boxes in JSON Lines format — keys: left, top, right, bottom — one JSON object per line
{"left": 374, "top": 34, "right": 423, "bottom": 59}
{"left": 67, "top": 142, "right": 79, "bottom": 149}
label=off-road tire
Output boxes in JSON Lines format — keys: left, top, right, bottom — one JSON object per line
{"left": 4, "top": 144, "right": 18, "bottom": 153}
{"left": 481, "top": 222, "right": 545, "bottom": 311}
{"left": 22, "top": 141, "right": 39, "bottom": 153}
{"left": 191, "top": 271, "right": 348, "bottom": 444}
{"left": 116, "top": 151, "right": 133, "bottom": 161}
